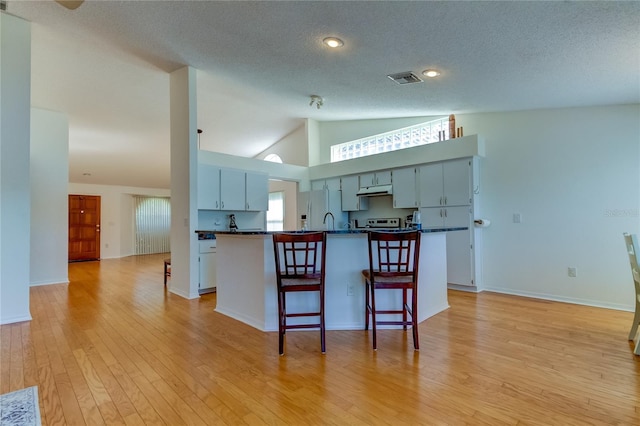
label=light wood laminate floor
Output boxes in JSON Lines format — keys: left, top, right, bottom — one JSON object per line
{"left": 1, "top": 253, "right": 639, "bottom": 425}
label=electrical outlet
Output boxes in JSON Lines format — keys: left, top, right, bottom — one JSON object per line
{"left": 568, "top": 267, "right": 577, "bottom": 277}
{"left": 347, "top": 283, "right": 354, "bottom": 296}
{"left": 513, "top": 213, "right": 522, "bottom": 223}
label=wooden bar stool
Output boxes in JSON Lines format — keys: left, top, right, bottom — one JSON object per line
{"left": 164, "top": 258, "right": 171, "bottom": 286}
{"left": 272, "top": 232, "right": 327, "bottom": 355}
{"left": 362, "top": 230, "right": 421, "bottom": 350}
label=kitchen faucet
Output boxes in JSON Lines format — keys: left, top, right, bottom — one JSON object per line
{"left": 322, "top": 212, "right": 335, "bottom": 231}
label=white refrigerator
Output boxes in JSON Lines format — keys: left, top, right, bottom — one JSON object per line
{"left": 297, "top": 189, "right": 348, "bottom": 231}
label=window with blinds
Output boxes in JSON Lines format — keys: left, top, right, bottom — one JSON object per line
{"left": 267, "top": 191, "right": 284, "bottom": 231}
{"left": 134, "top": 196, "right": 171, "bottom": 255}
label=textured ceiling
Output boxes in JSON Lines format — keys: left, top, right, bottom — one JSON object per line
{"left": 6, "top": 0, "right": 640, "bottom": 188}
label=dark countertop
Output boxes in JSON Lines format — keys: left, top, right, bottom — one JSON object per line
{"left": 196, "top": 227, "right": 467, "bottom": 239}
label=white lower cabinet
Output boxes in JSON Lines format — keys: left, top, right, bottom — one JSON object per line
{"left": 421, "top": 205, "right": 475, "bottom": 287}
{"left": 420, "top": 206, "right": 470, "bottom": 229}
{"left": 199, "top": 240, "right": 217, "bottom": 294}
{"left": 447, "top": 230, "right": 474, "bottom": 287}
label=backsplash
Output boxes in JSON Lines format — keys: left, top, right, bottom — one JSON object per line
{"left": 198, "top": 210, "right": 266, "bottom": 231}
{"left": 348, "top": 195, "right": 416, "bottom": 228}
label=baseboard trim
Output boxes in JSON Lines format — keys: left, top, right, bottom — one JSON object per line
{"left": 482, "top": 286, "right": 634, "bottom": 312}
{"left": 30, "top": 279, "right": 69, "bottom": 287}
{"left": 0, "top": 314, "right": 33, "bottom": 325}
{"left": 447, "top": 283, "right": 480, "bottom": 293}
{"left": 168, "top": 287, "right": 200, "bottom": 300}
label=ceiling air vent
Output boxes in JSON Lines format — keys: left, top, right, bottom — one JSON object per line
{"left": 387, "top": 71, "right": 423, "bottom": 85}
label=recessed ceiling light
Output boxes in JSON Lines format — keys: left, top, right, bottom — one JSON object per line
{"left": 422, "top": 69, "right": 441, "bottom": 78}
{"left": 323, "top": 37, "right": 344, "bottom": 48}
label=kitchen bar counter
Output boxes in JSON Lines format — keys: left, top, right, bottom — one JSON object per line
{"left": 196, "top": 226, "right": 467, "bottom": 239}
{"left": 211, "top": 229, "right": 451, "bottom": 332}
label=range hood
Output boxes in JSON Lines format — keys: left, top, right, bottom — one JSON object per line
{"left": 356, "top": 184, "right": 393, "bottom": 197}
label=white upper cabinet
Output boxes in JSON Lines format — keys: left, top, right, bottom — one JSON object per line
{"left": 443, "top": 159, "right": 472, "bottom": 206}
{"left": 341, "top": 175, "right": 368, "bottom": 211}
{"left": 220, "top": 168, "right": 246, "bottom": 211}
{"left": 419, "top": 158, "right": 471, "bottom": 207}
{"left": 418, "top": 163, "right": 444, "bottom": 207}
{"left": 311, "top": 177, "right": 341, "bottom": 191}
{"left": 197, "top": 164, "right": 221, "bottom": 210}
{"left": 199, "top": 165, "right": 269, "bottom": 212}
{"left": 359, "top": 170, "right": 392, "bottom": 188}
{"left": 392, "top": 167, "right": 418, "bottom": 208}
{"left": 245, "top": 171, "right": 269, "bottom": 211}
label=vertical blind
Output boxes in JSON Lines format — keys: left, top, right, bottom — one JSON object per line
{"left": 134, "top": 196, "right": 171, "bottom": 255}
{"left": 267, "top": 191, "right": 284, "bottom": 231}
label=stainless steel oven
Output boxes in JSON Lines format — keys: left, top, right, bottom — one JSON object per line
{"left": 359, "top": 217, "right": 402, "bottom": 230}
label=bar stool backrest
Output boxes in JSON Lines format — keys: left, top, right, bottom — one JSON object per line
{"left": 368, "top": 230, "right": 421, "bottom": 281}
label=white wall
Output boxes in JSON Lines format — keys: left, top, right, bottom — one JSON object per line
{"left": 170, "top": 67, "right": 200, "bottom": 299}
{"left": 31, "top": 108, "right": 69, "bottom": 286}
{"left": 307, "top": 119, "right": 320, "bottom": 167}
{"left": 256, "top": 124, "right": 308, "bottom": 167}
{"left": 68, "top": 183, "right": 170, "bottom": 258}
{"left": 0, "top": 13, "right": 32, "bottom": 324}
{"left": 316, "top": 104, "right": 640, "bottom": 310}
{"left": 459, "top": 105, "right": 640, "bottom": 310}
{"left": 198, "top": 149, "right": 309, "bottom": 182}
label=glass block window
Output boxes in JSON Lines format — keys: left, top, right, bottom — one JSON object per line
{"left": 330, "top": 117, "right": 450, "bottom": 163}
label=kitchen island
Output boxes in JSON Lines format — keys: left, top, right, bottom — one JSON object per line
{"left": 199, "top": 228, "right": 465, "bottom": 332}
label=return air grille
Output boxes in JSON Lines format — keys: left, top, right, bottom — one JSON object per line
{"left": 387, "top": 71, "right": 423, "bottom": 85}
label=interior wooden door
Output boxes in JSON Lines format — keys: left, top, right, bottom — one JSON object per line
{"left": 68, "top": 195, "right": 101, "bottom": 262}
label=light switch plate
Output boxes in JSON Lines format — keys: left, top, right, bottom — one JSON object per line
{"left": 513, "top": 213, "right": 522, "bottom": 223}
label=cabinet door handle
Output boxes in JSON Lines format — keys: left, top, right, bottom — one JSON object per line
{"left": 440, "top": 196, "right": 443, "bottom": 206}
{"left": 444, "top": 196, "right": 447, "bottom": 205}
{"left": 216, "top": 201, "right": 219, "bottom": 209}
{"left": 444, "top": 209, "right": 448, "bottom": 217}
{"left": 440, "top": 209, "right": 443, "bottom": 218}
{"left": 221, "top": 201, "right": 224, "bottom": 209}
